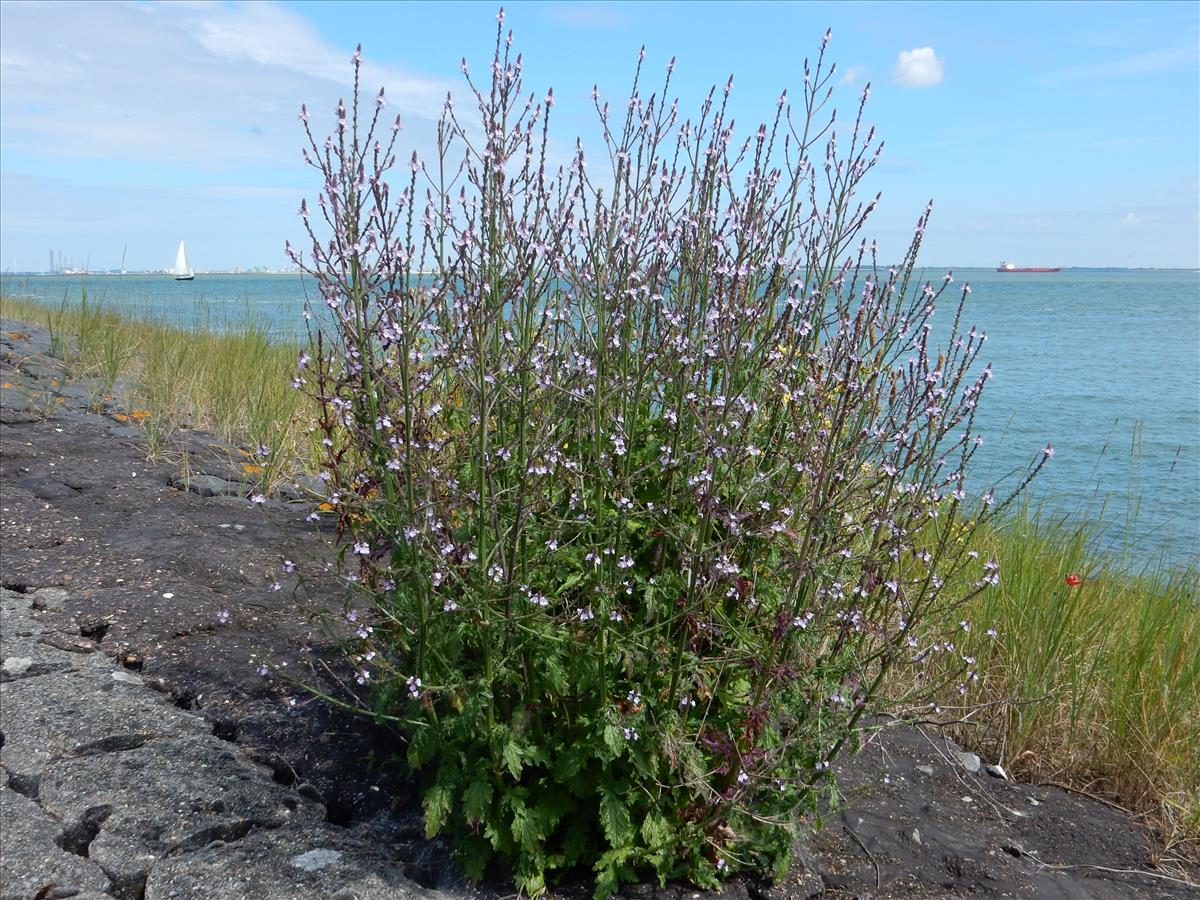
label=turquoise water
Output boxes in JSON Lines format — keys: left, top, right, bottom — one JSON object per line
{"left": 3, "top": 268, "right": 1197, "bottom": 567}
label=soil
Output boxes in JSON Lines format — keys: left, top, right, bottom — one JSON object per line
{"left": 2, "top": 317, "right": 1196, "bottom": 900}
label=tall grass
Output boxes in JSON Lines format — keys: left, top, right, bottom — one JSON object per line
{"left": 0, "top": 292, "right": 310, "bottom": 474}
{"left": 938, "top": 508, "right": 1199, "bottom": 854}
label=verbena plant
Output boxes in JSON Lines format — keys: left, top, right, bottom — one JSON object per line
{"left": 293, "top": 15, "right": 1043, "bottom": 896}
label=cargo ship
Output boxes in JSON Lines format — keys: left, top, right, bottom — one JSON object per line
{"left": 996, "top": 261, "right": 1061, "bottom": 273}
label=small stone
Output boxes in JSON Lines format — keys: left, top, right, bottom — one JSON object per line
{"left": 31, "top": 586, "right": 71, "bottom": 610}
{"left": 2, "top": 656, "right": 33, "bottom": 676}
{"left": 111, "top": 670, "right": 144, "bottom": 685}
{"left": 915, "top": 764, "right": 934, "bottom": 777}
{"left": 986, "top": 764, "right": 1010, "bottom": 781}
{"left": 956, "top": 751, "right": 982, "bottom": 773}
{"left": 910, "top": 828, "right": 922, "bottom": 845}
{"left": 290, "top": 848, "right": 343, "bottom": 872}
{"left": 171, "top": 474, "right": 248, "bottom": 499}
{"left": 961, "top": 795, "right": 974, "bottom": 803}
{"left": 42, "top": 634, "right": 97, "bottom": 654}
{"left": 41, "top": 887, "right": 83, "bottom": 899}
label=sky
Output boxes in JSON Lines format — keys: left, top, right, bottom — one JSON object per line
{"left": 1, "top": 0, "right": 1197, "bottom": 273}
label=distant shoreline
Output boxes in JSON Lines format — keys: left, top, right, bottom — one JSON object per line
{"left": 2, "top": 266, "right": 1198, "bottom": 277}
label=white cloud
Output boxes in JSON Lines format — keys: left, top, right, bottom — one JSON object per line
{"left": 0, "top": 0, "right": 462, "bottom": 270}
{"left": 893, "top": 47, "right": 944, "bottom": 87}
{"left": 1122, "top": 212, "right": 1141, "bottom": 225}
{"left": 0, "top": 0, "right": 453, "bottom": 170}
{"left": 840, "top": 65, "right": 866, "bottom": 87}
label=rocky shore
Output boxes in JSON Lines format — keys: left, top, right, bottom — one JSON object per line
{"left": 2, "top": 317, "right": 1195, "bottom": 899}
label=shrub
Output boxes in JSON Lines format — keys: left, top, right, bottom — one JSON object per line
{"left": 292, "top": 15, "right": 1042, "bottom": 896}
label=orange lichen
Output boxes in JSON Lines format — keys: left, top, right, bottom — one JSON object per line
{"left": 113, "top": 413, "right": 129, "bottom": 422}
{"left": 1, "top": 382, "right": 13, "bottom": 389}
{"left": 242, "top": 463, "right": 265, "bottom": 474}
{"left": 317, "top": 502, "right": 335, "bottom": 512}
{"left": 129, "top": 409, "right": 151, "bottom": 421}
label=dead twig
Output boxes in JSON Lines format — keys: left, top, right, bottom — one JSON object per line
{"left": 842, "top": 822, "right": 881, "bottom": 890}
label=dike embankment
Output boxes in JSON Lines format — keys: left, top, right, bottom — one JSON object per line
{"left": 1, "top": 317, "right": 1194, "bottom": 900}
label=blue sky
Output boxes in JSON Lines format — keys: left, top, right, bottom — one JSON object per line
{"left": 1, "top": 0, "right": 1196, "bottom": 272}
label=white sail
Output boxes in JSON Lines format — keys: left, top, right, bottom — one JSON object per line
{"left": 173, "top": 240, "right": 194, "bottom": 280}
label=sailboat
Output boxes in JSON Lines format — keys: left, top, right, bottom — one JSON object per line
{"left": 173, "top": 240, "right": 195, "bottom": 281}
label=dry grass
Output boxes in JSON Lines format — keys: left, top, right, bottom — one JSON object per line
{"left": 1, "top": 292, "right": 313, "bottom": 480}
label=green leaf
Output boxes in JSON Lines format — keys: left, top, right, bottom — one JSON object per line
{"left": 423, "top": 781, "right": 453, "bottom": 839}
{"left": 462, "top": 777, "right": 493, "bottom": 825}
{"left": 502, "top": 738, "right": 524, "bottom": 779}
{"left": 599, "top": 788, "right": 633, "bottom": 847}
{"left": 593, "top": 847, "right": 634, "bottom": 900}
{"left": 556, "top": 571, "right": 585, "bottom": 595}
{"left": 516, "top": 862, "right": 547, "bottom": 898}
{"left": 509, "top": 797, "right": 543, "bottom": 852}
{"left": 561, "top": 818, "right": 592, "bottom": 867}
{"left": 643, "top": 582, "right": 657, "bottom": 620}
{"left": 406, "top": 726, "right": 438, "bottom": 769}
{"left": 457, "top": 832, "right": 492, "bottom": 882}
{"left": 640, "top": 811, "right": 673, "bottom": 849}
{"left": 541, "top": 654, "right": 568, "bottom": 695}
{"left": 601, "top": 724, "right": 624, "bottom": 760}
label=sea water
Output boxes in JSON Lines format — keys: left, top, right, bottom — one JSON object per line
{"left": 3, "top": 268, "right": 1197, "bottom": 568}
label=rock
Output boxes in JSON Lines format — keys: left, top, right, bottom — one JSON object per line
{"left": 107, "top": 424, "right": 144, "bottom": 439}
{"left": 986, "top": 764, "right": 1010, "bottom": 781}
{"left": 0, "top": 406, "right": 41, "bottom": 425}
{"left": 39, "top": 738, "right": 324, "bottom": 899}
{"left": 275, "top": 482, "right": 309, "bottom": 502}
{"left": 1, "top": 591, "right": 110, "bottom": 683}
{"left": 41, "top": 633, "right": 98, "bottom": 654}
{"left": 915, "top": 764, "right": 934, "bottom": 777}
{"left": 0, "top": 669, "right": 210, "bottom": 785}
{"left": 30, "top": 586, "right": 71, "bottom": 611}
{"left": 291, "top": 848, "right": 343, "bottom": 871}
{"left": 0, "top": 441, "right": 39, "bottom": 459}
{"left": 0, "top": 786, "right": 113, "bottom": 898}
{"left": 910, "top": 827, "right": 922, "bottom": 845}
{"left": 111, "top": 669, "right": 144, "bottom": 685}
{"left": 17, "top": 476, "right": 80, "bottom": 501}
{"left": 956, "top": 751, "right": 982, "bottom": 774}
{"left": 171, "top": 474, "right": 248, "bottom": 499}
{"left": 193, "top": 461, "right": 257, "bottom": 485}
{"left": 143, "top": 823, "right": 434, "bottom": 900}
{"left": 291, "top": 474, "right": 327, "bottom": 498}
{"left": 2, "top": 656, "right": 33, "bottom": 677}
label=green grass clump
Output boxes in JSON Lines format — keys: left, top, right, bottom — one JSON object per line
{"left": 0, "top": 292, "right": 310, "bottom": 476}
{"left": 932, "top": 509, "right": 1198, "bottom": 855}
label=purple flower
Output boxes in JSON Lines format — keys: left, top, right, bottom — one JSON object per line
{"left": 217, "top": 609, "right": 230, "bottom": 624}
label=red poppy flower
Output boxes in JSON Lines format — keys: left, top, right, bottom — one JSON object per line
{"left": 1065, "top": 573, "right": 1082, "bottom": 587}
